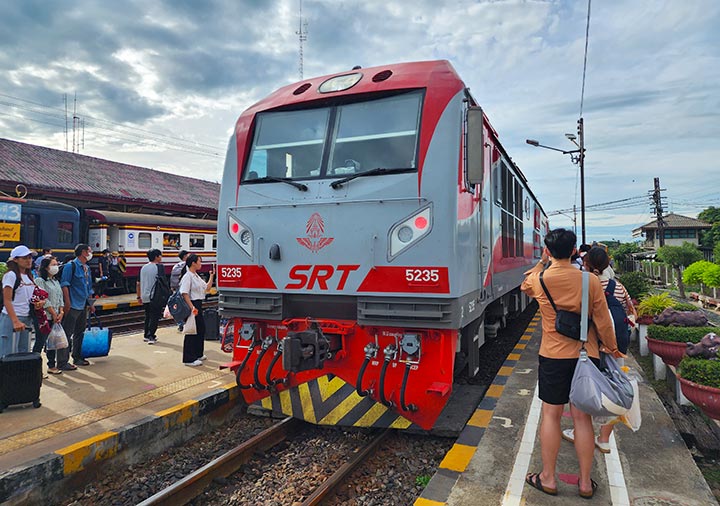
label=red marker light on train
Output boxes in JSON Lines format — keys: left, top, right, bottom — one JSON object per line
{"left": 414, "top": 216, "right": 428, "bottom": 230}
{"left": 231, "top": 222, "right": 239, "bottom": 234}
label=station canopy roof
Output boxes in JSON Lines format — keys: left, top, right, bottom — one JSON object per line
{"left": 0, "top": 138, "right": 220, "bottom": 216}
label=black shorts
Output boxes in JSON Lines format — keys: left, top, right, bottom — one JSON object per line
{"left": 538, "top": 355, "right": 600, "bottom": 405}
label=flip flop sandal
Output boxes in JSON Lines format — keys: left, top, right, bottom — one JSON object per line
{"left": 579, "top": 478, "right": 598, "bottom": 499}
{"left": 525, "top": 473, "right": 558, "bottom": 496}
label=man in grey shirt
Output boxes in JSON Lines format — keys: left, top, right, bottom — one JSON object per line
{"left": 137, "top": 249, "right": 164, "bottom": 344}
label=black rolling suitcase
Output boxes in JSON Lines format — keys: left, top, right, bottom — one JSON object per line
{"left": 203, "top": 308, "right": 221, "bottom": 340}
{"left": 0, "top": 352, "right": 42, "bottom": 412}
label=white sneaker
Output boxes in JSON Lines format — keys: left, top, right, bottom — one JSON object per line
{"left": 562, "top": 428, "right": 575, "bottom": 443}
{"left": 198, "top": 355, "right": 208, "bottom": 361}
{"left": 184, "top": 360, "right": 203, "bottom": 367}
{"left": 594, "top": 437, "right": 611, "bottom": 454}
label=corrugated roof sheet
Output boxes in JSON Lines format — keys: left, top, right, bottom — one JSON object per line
{"left": 634, "top": 213, "right": 712, "bottom": 231}
{"left": 0, "top": 138, "right": 220, "bottom": 213}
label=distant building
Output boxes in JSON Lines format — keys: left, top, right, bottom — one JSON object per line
{"left": 632, "top": 213, "right": 711, "bottom": 248}
{"left": 0, "top": 138, "right": 220, "bottom": 219}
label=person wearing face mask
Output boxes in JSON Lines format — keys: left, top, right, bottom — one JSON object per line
{"left": 60, "top": 243, "right": 95, "bottom": 369}
{"left": 34, "top": 256, "right": 65, "bottom": 374}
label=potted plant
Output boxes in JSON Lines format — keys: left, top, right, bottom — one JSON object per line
{"left": 678, "top": 356, "right": 720, "bottom": 420}
{"left": 645, "top": 325, "right": 716, "bottom": 367}
{"left": 636, "top": 293, "right": 674, "bottom": 355}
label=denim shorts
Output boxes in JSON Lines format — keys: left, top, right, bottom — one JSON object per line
{"left": 0, "top": 312, "right": 33, "bottom": 357}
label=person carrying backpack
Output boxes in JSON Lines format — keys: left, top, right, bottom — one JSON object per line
{"left": 562, "top": 245, "right": 637, "bottom": 454}
{"left": 1, "top": 245, "right": 40, "bottom": 358}
{"left": 170, "top": 250, "right": 189, "bottom": 332}
{"left": 137, "top": 249, "right": 167, "bottom": 345}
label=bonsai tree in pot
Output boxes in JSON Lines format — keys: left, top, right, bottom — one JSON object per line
{"left": 678, "top": 354, "right": 720, "bottom": 420}
{"left": 646, "top": 325, "right": 716, "bottom": 367}
{"left": 636, "top": 293, "right": 674, "bottom": 325}
{"left": 656, "top": 242, "right": 703, "bottom": 299}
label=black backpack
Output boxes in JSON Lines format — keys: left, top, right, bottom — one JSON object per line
{"left": 149, "top": 264, "right": 171, "bottom": 308}
{"left": 605, "top": 279, "right": 630, "bottom": 354}
{"left": 0, "top": 272, "right": 22, "bottom": 309}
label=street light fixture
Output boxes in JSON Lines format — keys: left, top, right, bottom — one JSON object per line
{"left": 526, "top": 117, "right": 587, "bottom": 244}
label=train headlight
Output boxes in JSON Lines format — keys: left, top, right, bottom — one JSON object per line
{"left": 228, "top": 214, "right": 253, "bottom": 259}
{"left": 388, "top": 205, "right": 432, "bottom": 260}
{"left": 318, "top": 73, "right": 362, "bottom": 93}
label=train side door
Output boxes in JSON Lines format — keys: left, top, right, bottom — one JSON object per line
{"left": 20, "top": 213, "right": 40, "bottom": 249}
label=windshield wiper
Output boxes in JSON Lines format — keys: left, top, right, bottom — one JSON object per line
{"left": 330, "top": 167, "right": 415, "bottom": 189}
{"left": 243, "top": 176, "right": 308, "bottom": 191}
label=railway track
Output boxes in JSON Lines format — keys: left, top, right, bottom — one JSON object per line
{"left": 97, "top": 299, "right": 218, "bottom": 335}
{"left": 137, "top": 418, "right": 389, "bottom": 506}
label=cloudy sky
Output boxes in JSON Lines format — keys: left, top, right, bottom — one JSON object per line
{"left": 1, "top": 0, "right": 718, "bottom": 242}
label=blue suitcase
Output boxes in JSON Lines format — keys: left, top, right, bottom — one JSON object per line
{"left": 0, "top": 352, "right": 42, "bottom": 412}
{"left": 81, "top": 315, "right": 113, "bottom": 358}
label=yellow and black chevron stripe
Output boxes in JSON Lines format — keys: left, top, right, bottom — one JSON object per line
{"left": 257, "top": 374, "right": 422, "bottom": 429}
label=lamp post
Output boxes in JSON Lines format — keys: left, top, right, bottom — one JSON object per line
{"left": 526, "top": 117, "right": 586, "bottom": 243}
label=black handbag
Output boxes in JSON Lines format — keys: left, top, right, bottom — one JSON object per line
{"left": 539, "top": 270, "right": 589, "bottom": 340}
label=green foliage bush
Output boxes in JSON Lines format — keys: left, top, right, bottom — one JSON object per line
{"left": 679, "top": 356, "right": 720, "bottom": 389}
{"left": 637, "top": 293, "right": 674, "bottom": 317}
{"left": 618, "top": 271, "right": 649, "bottom": 300}
{"left": 647, "top": 325, "right": 716, "bottom": 343}
{"left": 702, "top": 263, "right": 720, "bottom": 288}
{"left": 683, "top": 261, "right": 715, "bottom": 285}
{"left": 673, "top": 302, "right": 701, "bottom": 311}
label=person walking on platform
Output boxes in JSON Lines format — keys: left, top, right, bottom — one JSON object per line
{"left": 562, "top": 246, "right": 637, "bottom": 454}
{"left": 179, "top": 254, "right": 214, "bottom": 366}
{"left": 34, "top": 256, "right": 65, "bottom": 374}
{"left": 137, "top": 249, "right": 164, "bottom": 345}
{"left": 170, "top": 250, "right": 189, "bottom": 332}
{"left": 60, "top": 244, "right": 95, "bottom": 369}
{"left": 1, "top": 245, "right": 38, "bottom": 357}
{"left": 521, "top": 228, "right": 622, "bottom": 499}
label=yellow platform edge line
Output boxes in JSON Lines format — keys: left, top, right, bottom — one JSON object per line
{"left": 55, "top": 431, "right": 119, "bottom": 475}
{"left": 439, "top": 443, "right": 477, "bottom": 473}
{"left": 414, "top": 498, "right": 446, "bottom": 506}
{"left": 467, "top": 409, "right": 493, "bottom": 428}
{"left": 497, "top": 366, "right": 514, "bottom": 377}
{"left": 507, "top": 353, "right": 521, "bottom": 361}
{"left": 155, "top": 399, "right": 199, "bottom": 429}
{"left": 486, "top": 384, "right": 504, "bottom": 398}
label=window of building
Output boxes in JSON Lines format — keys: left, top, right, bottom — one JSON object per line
{"left": 57, "top": 221, "right": 74, "bottom": 244}
{"left": 189, "top": 234, "right": 205, "bottom": 249}
{"left": 138, "top": 232, "right": 152, "bottom": 249}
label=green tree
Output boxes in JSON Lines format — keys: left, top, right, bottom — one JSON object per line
{"left": 702, "top": 263, "right": 720, "bottom": 289}
{"left": 698, "top": 207, "right": 720, "bottom": 249}
{"left": 683, "top": 260, "right": 714, "bottom": 290}
{"left": 608, "top": 242, "right": 641, "bottom": 272}
{"left": 656, "top": 242, "right": 703, "bottom": 298}
{"left": 715, "top": 242, "right": 720, "bottom": 264}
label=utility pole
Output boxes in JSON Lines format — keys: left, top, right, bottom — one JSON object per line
{"left": 578, "top": 117, "right": 586, "bottom": 245}
{"left": 650, "top": 177, "right": 667, "bottom": 247}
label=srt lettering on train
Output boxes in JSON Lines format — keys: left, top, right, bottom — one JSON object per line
{"left": 285, "top": 264, "right": 360, "bottom": 290}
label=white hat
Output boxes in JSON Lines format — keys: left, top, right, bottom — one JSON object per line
{"left": 9, "top": 245, "right": 37, "bottom": 259}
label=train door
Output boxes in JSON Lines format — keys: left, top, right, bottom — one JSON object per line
{"left": 20, "top": 213, "right": 40, "bottom": 249}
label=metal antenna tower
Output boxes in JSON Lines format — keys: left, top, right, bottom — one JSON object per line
{"left": 296, "top": 0, "right": 308, "bottom": 80}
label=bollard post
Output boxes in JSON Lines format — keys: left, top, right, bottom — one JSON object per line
{"left": 639, "top": 324, "right": 649, "bottom": 357}
{"left": 653, "top": 353, "right": 667, "bottom": 380}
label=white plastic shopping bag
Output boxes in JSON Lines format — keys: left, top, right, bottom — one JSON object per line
{"left": 184, "top": 313, "right": 197, "bottom": 335}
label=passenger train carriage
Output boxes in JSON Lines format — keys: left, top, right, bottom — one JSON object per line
{"left": 217, "top": 60, "right": 548, "bottom": 430}
{"left": 86, "top": 210, "right": 217, "bottom": 278}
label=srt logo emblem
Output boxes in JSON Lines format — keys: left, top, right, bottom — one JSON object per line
{"left": 297, "top": 212, "right": 334, "bottom": 253}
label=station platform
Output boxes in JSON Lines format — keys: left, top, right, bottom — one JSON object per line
{"left": 91, "top": 292, "right": 142, "bottom": 312}
{"left": 0, "top": 326, "right": 240, "bottom": 504}
{"left": 416, "top": 312, "right": 718, "bottom": 506}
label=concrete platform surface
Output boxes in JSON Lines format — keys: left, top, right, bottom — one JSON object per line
{"left": 416, "top": 313, "right": 718, "bottom": 506}
{"left": 0, "top": 325, "right": 236, "bottom": 473}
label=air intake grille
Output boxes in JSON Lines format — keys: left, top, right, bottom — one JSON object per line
{"left": 219, "top": 292, "right": 283, "bottom": 320}
{"left": 358, "top": 296, "right": 456, "bottom": 328}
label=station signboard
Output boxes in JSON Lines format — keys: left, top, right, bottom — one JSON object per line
{"left": 0, "top": 223, "right": 21, "bottom": 241}
{"left": 0, "top": 202, "right": 22, "bottom": 222}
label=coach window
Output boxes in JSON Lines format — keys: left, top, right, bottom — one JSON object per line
{"left": 138, "top": 232, "right": 152, "bottom": 249}
{"left": 212, "top": 234, "right": 217, "bottom": 250}
{"left": 57, "top": 221, "right": 74, "bottom": 244}
{"left": 189, "top": 234, "right": 205, "bottom": 250}
{"left": 163, "top": 233, "right": 181, "bottom": 250}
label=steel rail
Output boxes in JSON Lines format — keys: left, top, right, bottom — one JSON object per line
{"left": 137, "top": 417, "right": 302, "bottom": 506}
{"left": 300, "top": 428, "right": 391, "bottom": 506}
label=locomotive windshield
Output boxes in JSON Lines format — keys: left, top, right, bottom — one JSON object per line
{"left": 243, "top": 90, "right": 422, "bottom": 183}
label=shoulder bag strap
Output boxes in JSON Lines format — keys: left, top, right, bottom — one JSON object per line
{"left": 606, "top": 278, "right": 616, "bottom": 295}
{"left": 539, "top": 271, "right": 559, "bottom": 312}
{"left": 580, "top": 271, "right": 590, "bottom": 347}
